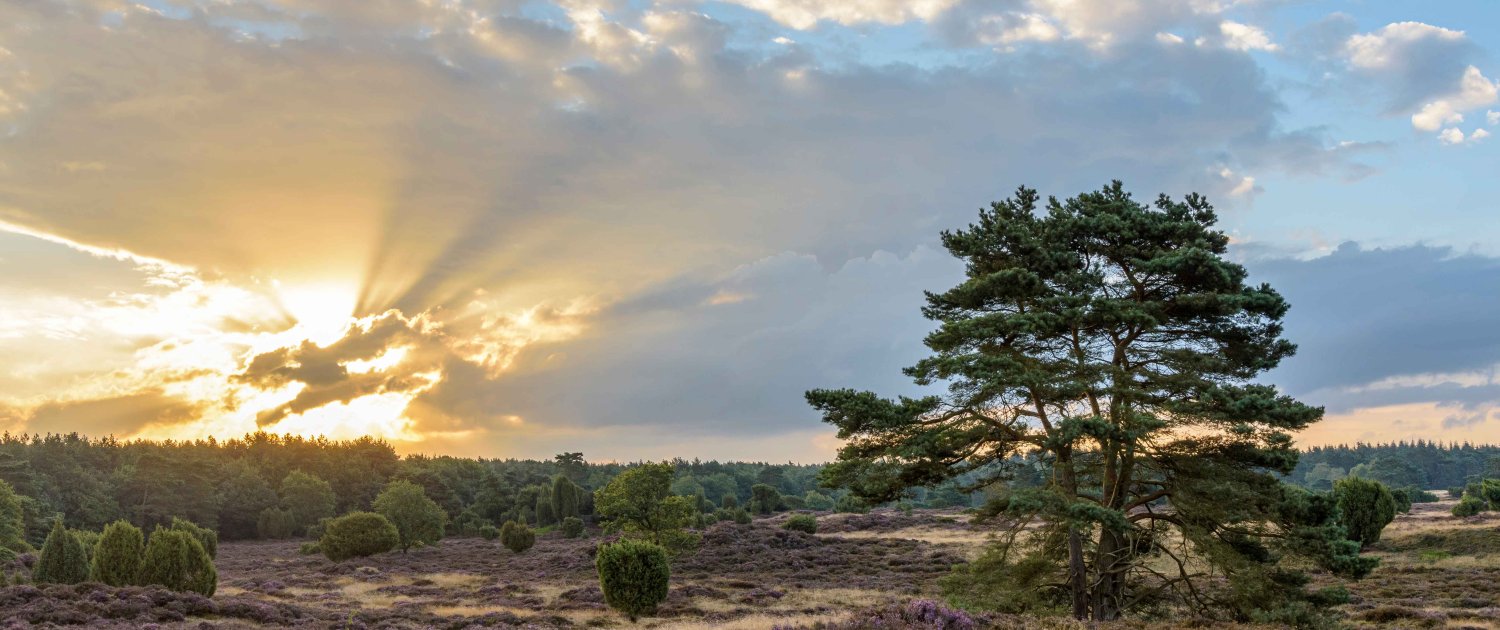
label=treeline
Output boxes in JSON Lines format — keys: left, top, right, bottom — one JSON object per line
{"left": 1290, "top": 441, "right": 1500, "bottom": 491}
{"left": 0, "top": 432, "right": 870, "bottom": 546}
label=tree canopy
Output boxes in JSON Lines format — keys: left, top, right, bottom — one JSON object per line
{"left": 807, "top": 182, "right": 1373, "bottom": 623}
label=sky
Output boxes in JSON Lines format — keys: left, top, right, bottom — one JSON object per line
{"left": 0, "top": 0, "right": 1497, "bottom": 462}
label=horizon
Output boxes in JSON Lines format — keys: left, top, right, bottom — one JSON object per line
{"left": 3, "top": 0, "right": 1499, "bottom": 461}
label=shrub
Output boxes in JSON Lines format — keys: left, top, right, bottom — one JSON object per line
{"left": 138, "top": 527, "right": 217, "bottom": 596}
{"left": 256, "top": 507, "right": 299, "bottom": 539}
{"left": 70, "top": 529, "right": 99, "bottom": 566}
{"left": 750, "top": 484, "right": 782, "bottom": 515}
{"left": 803, "top": 491, "right": 835, "bottom": 511}
{"left": 1389, "top": 487, "right": 1412, "bottom": 514}
{"left": 90, "top": 520, "right": 144, "bottom": 586}
{"left": 552, "top": 476, "right": 584, "bottom": 520}
{"left": 500, "top": 520, "right": 535, "bottom": 554}
{"left": 298, "top": 541, "right": 322, "bottom": 555}
{"left": 1408, "top": 488, "right": 1440, "bottom": 503}
{"left": 1333, "top": 477, "right": 1396, "bottom": 546}
{"left": 479, "top": 525, "right": 500, "bottom": 540}
{"left": 720, "top": 494, "right": 738, "bottom": 510}
{"left": 561, "top": 516, "right": 585, "bottom": 538}
{"left": 783, "top": 514, "right": 817, "bottom": 534}
{"left": 731, "top": 508, "right": 752, "bottom": 525}
{"left": 33, "top": 520, "right": 89, "bottom": 585}
{"left": 836, "top": 494, "right": 870, "bottom": 514}
{"left": 319, "top": 512, "right": 399, "bottom": 561}
{"left": 1453, "top": 496, "right": 1485, "bottom": 517}
{"left": 596, "top": 539, "right": 670, "bottom": 621}
{"left": 373, "top": 480, "right": 447, "bottom": 552}
{"left": 0, "top": 480, "right": 24, "bottom": 555}
{"left": 281, "top": 471, "right": 337, "bottom": 533}
{"left": 170, "top": 518, "right": 217, "bottom": 560}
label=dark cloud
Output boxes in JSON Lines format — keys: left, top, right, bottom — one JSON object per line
{"left": 1253, "top": 243, "right": 1500, "bottom": 412}
{"left": 24, "top": 391, "right": 203, "bottom": 437}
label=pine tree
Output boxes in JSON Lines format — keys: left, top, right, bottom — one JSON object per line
{"left": 0, "top": 479, "right": 26, "bottom": 554}
{"left": 33, "top": 519, "right": 89, "bottom": 584}
{"left": 808, "top": 183, "right": 1373, "bottom": 623}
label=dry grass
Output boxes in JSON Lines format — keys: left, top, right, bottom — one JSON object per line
{"left": 821, "top": 525, "right": 994, "bottom": 550}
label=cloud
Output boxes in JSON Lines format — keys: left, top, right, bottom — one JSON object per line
{"left": 1254, "top": 243, "right": 1500, "bottom": 416}
{"left": 1219, "top": 20, "right": 1278, "bottom": 52}
{"left": 1327, "top": 21, "right": 1497, "bottom": 133}
{"left": 712, "top": 0, "right": 960, "bottom": 29}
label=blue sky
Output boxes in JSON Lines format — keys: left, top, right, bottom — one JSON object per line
{"left": 0, "top": 0, "right": 1497, "bottom": 460}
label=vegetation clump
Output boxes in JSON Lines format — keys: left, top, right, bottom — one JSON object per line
{"left": 560, "top": 516, "right": 585, "bottom": 538}
{"left": 137, "top": 526, "right": 217, "bottom": 596}
{"left": 1334, "top": 477, "right": 1397, "bottom": 546}
{"left": 500, "top": 520, "right": 535, "bottom": 553}
{"left": 594, "top": 462, "right": 700, "bottom": 553}
{"left": 33, "top": 520, "right": 89, "bottom": 585}
{"left": 89, "top": 519, "right": 144, "bottom": 586}
{"left": 783, "top": 514, "right": 818, "bottom": 534}
{"left": 171, "top": 517, "right": 218, "bottom": 559}
{"left": 479, "top": 524, "right": 499, "bottom": 540}
{"left": 319, "top": 511, "right": 399, "bottom": 561}
{"left": 596, "top": 538, "right": 670, "bottom": 621}
{"left": 373, "top": 479, "right": 447, "bottom": 552}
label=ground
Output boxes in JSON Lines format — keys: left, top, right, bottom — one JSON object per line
{"left": 1, "top": 502, "right": 1497, "bottom": 628}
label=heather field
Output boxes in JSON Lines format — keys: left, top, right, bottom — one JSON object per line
{"left": 1, "top": 501, "right": 1496, "bottom": 629}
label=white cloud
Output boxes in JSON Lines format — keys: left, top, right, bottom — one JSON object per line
{"left": 1156, "top": 32, "right": 1185, "bottom": 45}
{"left": 1411, "top": 66, "right": 1499, "bottom": 132}
{"left": 1345, "top": 21, "right": 1465, "bottom": 71}
{"left": 1438, "top": 127, "right": 1466, "bottom": 144}
{"left": 974, "top": 12, "right": 1061, "bottom": 47}
{"left": 1219, "top": 20, "right": 1278, "bottom": 52}
{"left": 1472, "top": 128, "right": 1492, "bottom": 142}
{"left": 1488, "top": 110, "right": 1499, "bottom": 126}
{"left": 716, "top": 0, "right": 959, "bottom": 29}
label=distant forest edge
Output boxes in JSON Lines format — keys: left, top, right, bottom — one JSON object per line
{"left": 0, "top": 431, "right": 1488, "bottom": 547}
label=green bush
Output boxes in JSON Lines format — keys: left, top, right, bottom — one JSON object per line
{"left": 320, "top": 512, "right": 399, "bottom": 561}
{"left": 720, "top": 494, "right": 738, "bottom": 510}
{"left": 783, "top": 514, "right": 817, "bottom": 534}
{"left": 479, "top": 525, "right": 500, "bottom": 540}
{"left": 1334, "top": 477, "right": 1397, "bottom": 546}
{"left": 561, "top": 516, "right": 585, "bottom": 538}
{"left": 596, "top": 539, "right": 670, "bottom": 621}
{"left": 257, "top": 507, "right": 299, "bottom": 539}
{"left": 750, "top": 484, "right": 782, "bottom": 515}
{"left": 170, "top": 518, "right": 217, "bottom": 560}
{"left": 500, "top": 520, "right": 535, "bottom": 553}
{"left": 835, "top": 494, "right": 869, "bottom": 514}
{"left": 1408, "top": 488, "right": 1440, "bottom": 503}
{"left": 89, "top": 520, "right": 144, "bottom": 586}
{"left": 299, "top": 541, "right": 322, "bottom": 555}
{"left": 1453, "top": 496, "right": 1485, "bottom": 517}
{"left": 138, "top": 527, "right": 216, "bottom": 596}
{"left": 0, "top": 480, "right": 25, "bottom": 555}
{"left": 70, "top": 529, "right": 100, "bottom": 566}
{"left": 730, "top": 508, "right": 751, "bottom": 525}
{"left": 373, "top": 480, "right": 447, "bottom": 552}
{"left": 803, "top": 491, "right": 835, "bottom": 511}
{"left": 33, "top": 520, "right": 89, "bottom": 585}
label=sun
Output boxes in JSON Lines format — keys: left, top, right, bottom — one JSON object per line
{"left": 275, "top": 281, "right": 360, "bottom": 346}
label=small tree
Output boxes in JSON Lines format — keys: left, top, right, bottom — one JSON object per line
{"left": 1334, "top": 477, "right": 1397, "bottom": 546}
{"left": 320, "top": 512, "right": 399, "bottom": 561}
{"left": 835, "top": 494, "right": 868, "bottom": 514}
{"left": 594, "top": 462, "right": 699, "bottom": 553}
{"left": 536, "top": 493, "right": 556, "bottom": 527}
{"left": 500, "top": 520, "right": 535, "bottom": 553}
{"left": 171, "top": 517, "right": 217, "bottom": 559}
{"left": 720, "top": 494, "right": 738, "bottom": 510}
{"left": 373, "top": 480, "right": 447, "bottom": 552}
{"left": 281, "top": 471, "right": 337, "bottom": 533}
{"left": 1453, "top": 496, "right": 1485, "bottom": 517}
{"left": 0, "top": 480, "right": 27, "bottom": 555}
{"left": 256, "top": 507, "right": 299, "bottom": 539}
{"left": 90, "top": 520, "right": 144, "bottom": 586}
{"left": 561, "top": 516, "right": 585, "bottom": 538}
{"left": 803, "top": 491, "right": 835, "bottom": 511}
{"left": 33, "top": 520, "right": 88, "bottom": 584}
{"left": 138, "top": 527, "right": 216, "bottom": 596}
{"left": 552, "top": 476, "right": 583, "bottom": 520}
{"left": 479, "top": 525, "right": 500, "bottom": 540}
{"left": 749, "top": 484, "right": 782, "bottom": 515}
{"left": 596, "top": 539, "right": 670, "bottom": 621}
